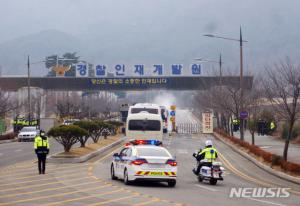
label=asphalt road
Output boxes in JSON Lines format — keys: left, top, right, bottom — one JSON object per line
{"left": 0, "top": 138, "right": 63, "bottom": 167}
{"left": 0, "top": 110, "right": 299, "bottom": 206}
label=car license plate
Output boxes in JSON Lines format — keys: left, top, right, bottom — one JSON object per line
{"left": 213, "top": 173, "right": 219, "bottom": 178}
{"left": 150, "top": 171, "right": 163, "bottom": 176}
{"left": 148, "top": 164, "right": 165, "bottom": 169}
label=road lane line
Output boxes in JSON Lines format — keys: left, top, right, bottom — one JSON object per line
{"left": 194, "top": 184, "right": 218, "bottom": 192}
{"left": 245, "top": 197, "right": 288, "bottom": 206}
{"left": 133, "top": 198, "right": 160, "bottom": 206}
{"left": 93, "top": 145, "right": 124, "bottom": 164}
{"left": 0, "top": 176, "right": 92, "bottom": 192}
{"left": 0, "top": 179, "right": 103, "bottom": 198}
{"left": 0, "top": 172, "right": 90, "bottom": 187}
{"left": 0, "top": 184, "right": 111, "bottom": 206}
{"left": 41, "top": 188, "right": 123, "bottom": 206}
{"left": 87, "top": 194, "right": 139, "bottom": 206}
{"left": 0, "top": 162, "right": 89, "bottom": 173}
{"left": 219, "top": 153, "right": 300, "bottom": 195}
{"left": 0, "top": 167, "right": 89, "bottom": 181}
{"left": 0, "top": 164, "right": 89, "bottom": 178}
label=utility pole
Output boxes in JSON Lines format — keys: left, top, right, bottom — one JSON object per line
{"left": 27, "top": 55, "right": 31, "bottom": 124}
{"left": 203, "top": 27, "right": 247, "bottom": 140}
{"left": 239, "top": 26, "right": 244, "bottom": 141}
{"left": 219, "top": 53, "right": 222, "bottom": 86}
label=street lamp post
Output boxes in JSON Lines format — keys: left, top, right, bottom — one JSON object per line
{"left": 25, "top": 56, "right": 75, "bottom": 123}
{"left": 204, "top": 27, "right": 247, "bottom": 140}
{"left": 195, "top": 53, "right": 223, "bottom": 86}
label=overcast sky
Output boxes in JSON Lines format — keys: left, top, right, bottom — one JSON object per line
{"left": 0, "top": 0, "right": 299, "bottom": 74}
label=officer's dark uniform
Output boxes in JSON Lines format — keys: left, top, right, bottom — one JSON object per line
{"left": 34, "top": 132, "right": 49, "bottom": 174}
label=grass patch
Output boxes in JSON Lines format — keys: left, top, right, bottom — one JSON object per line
{"left": 53, "top": 135, "right": 121, "bottom": 158}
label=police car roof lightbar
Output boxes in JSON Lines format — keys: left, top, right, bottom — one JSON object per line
{"left": 125, "top": 139, "right": 162, "bottom": 146}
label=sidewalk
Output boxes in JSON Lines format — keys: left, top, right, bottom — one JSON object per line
{"left": 233, "top": 130, "right": 300, "bottom": 164}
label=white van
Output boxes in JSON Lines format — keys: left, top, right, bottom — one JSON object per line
{"left": 128, "top": 103, "right": 161, "bottom": 115}
{"left": 126, "top": 112, "right": 163, "bottom": 141}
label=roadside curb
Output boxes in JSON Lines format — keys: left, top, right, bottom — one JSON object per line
{"left": 0, "top": 139, "right": 17, "bottom": 144}
{"left": 48, "top": 137, "right": 126, "bottom": 164}
{"left": 213, "top": 132, "right": 300, "bottom": 185}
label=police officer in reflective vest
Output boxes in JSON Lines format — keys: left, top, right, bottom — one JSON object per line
{"left": 193, "top": 140, "right": 218, "bottom": 175}
{"left": 34, "top": 130, "right": 49, "bottom": 174}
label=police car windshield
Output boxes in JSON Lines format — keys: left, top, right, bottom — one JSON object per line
{"left": 21, "top": 127, "right": 37, "bottom": 132}
{"left": 128, "top": 120, "right": 161, "bottom": 131}
{"left": 136, "top": 147, "right": 170, "bottom": 157}
{"left": 131, "top": 108, "right": 158, "bottom": 114}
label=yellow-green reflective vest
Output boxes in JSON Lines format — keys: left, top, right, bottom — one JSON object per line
{"left": 199, "top": 147, "right": 218, "bottom": 162}
{"left": 34, "top": 136, "right": 49, "bottom": 149}
{"left": 270, "top": 122, "right": 275, "bottom": 129}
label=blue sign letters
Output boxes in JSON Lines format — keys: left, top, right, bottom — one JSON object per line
{"left": 95, "top": 65, "right": 106, "bottom": 76}
{"left": 134, "top": 65, "right": 144, "bottom": 76}
{"left": 76, "top": 64, "right": 87, "bottom": 76}
{"left": 153, "top": 65, "right": 163, "bottom": 75}
{"left": 171, "top": 64, "right": 182, "bottom": 75}
{"left": 115, "top": 64, "right": 125, "bottom": 76}
{"left": 191, "top": 64, "right": 201, "bottom": 75}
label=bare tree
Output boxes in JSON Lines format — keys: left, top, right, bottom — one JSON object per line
{"left": 264, "top": 59, "right": 300, "bottom": 161}
{"left": 245, "top": 78, "right": 263, "bottom": 145}
{"left": 0, "top": 90, "right": 17, "bottom": 118}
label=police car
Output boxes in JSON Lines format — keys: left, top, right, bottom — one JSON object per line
{"left": 110, "top": 140, "right": 177, "bottom": 187}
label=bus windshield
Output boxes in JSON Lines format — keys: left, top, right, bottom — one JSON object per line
{"left": 131, "top": 108, "right": 158, "bottom": 114}
{"left": 128, "top": 120, "right": 161, "bottom": 131}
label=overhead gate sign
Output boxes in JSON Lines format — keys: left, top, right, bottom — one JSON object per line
{"left": 202, "top": 112, "right": 213, "bottom": 134}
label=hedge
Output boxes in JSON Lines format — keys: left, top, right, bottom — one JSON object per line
{"left": 215, "top": 129, "right": 300, "bottom": 174}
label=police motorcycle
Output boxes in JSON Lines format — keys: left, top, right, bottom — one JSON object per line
{"left": 193, "top": 151, "right": 224, "bottom": 185}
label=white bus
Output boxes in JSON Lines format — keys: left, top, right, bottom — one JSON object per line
{"left": 126, "top": 112, "right": 163, "bottom": 141}
{"left": 128, "top": 103, "right": 161, "bottom": 115}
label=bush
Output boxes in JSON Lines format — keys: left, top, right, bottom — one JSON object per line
{"left": 281, "top": 124, "right": 300, "bottom": 140}
{"left": 271, "top": 154, "right": 283, "bottom": 166}
{"left": 216, "top": 129, "right": 300, "bottom": 174}
{"left": 0, "top": 132, "right": 16, "bottom": 140}
{"left": 48, "top": 125, "right": 88, "bottom": 152}
{"left": 74, "top": 120, "right": 95, "bottom": 147}
{"left": 281, "top": 161, "right": 300, "bottom": 173}
{"left": 105, "top": 120, "right": 123, "bottom": 135}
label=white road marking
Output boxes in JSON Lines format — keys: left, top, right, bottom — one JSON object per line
{"left": 14, "top": 149, "right": 22, "bottom": 152}
{"left": 194, "top": 184, "right": 218, "bottom": 192}
{"left": 260, "top": 146, "right": 272, "bottom": 149}
{"left": 177, "top": 149, "right": 188, "bottom": 154}
{"left": 245, "top": 197, "right": 287, "bottom": 206}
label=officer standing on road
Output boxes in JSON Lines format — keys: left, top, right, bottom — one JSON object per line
{"left": 34, "top": 130, "right": 49, "bottom": 174}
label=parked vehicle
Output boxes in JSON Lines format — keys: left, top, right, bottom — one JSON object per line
{"left": 62, "top": 119, "right": 80, "bottom": 125}
{"left": 18, "top": 126, "right": 39, "bottom": 142}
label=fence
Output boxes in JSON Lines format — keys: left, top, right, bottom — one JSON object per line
{"left": 176, "top": 123, "right": 202, "bottom": 134}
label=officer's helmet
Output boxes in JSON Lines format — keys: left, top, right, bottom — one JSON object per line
{"left": 205, "top": 140, "right": 213, "bottom": 147}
